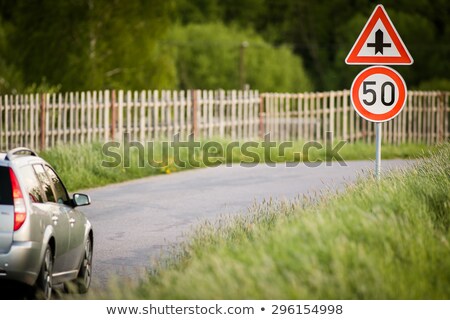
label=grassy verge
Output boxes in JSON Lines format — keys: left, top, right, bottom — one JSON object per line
{"left": 40, "top": 139, "right": 435, "bottom": 191}
{"left": 92, "top": 143, "right": 449, "bottom": 299}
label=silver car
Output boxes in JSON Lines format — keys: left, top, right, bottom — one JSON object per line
{"left": 0, "top": 147, "right": 93, "bottom": 299}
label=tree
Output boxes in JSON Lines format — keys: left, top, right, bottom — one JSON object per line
{"left": 174, "top": 0, "right": 450, "bottom": 91}
{"left": 9, "top": 0, "right": 176, "bottom": 91}
{"left": 0, "top": 16, "right": 22, "bottom": 93}
{"left": 167, "top": 23, "right": 313, "bottom": 92}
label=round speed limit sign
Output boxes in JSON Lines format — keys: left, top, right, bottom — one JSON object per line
{"left": 351, "top": 66, "right": 407, "bottom": 122}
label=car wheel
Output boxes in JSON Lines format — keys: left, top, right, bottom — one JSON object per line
{"left": 35, "top": 245, "right": 53, "bottom": 300}
{"left": 67, "top": 236, "right": 92, "bottom": 294}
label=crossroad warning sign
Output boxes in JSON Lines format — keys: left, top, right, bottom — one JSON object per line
{"left": 345, "top": 5, "right": 413, "bottom": 65}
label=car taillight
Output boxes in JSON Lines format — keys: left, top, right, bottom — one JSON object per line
{"left": 9, "top": 168, "right": 26, "bottom": 231}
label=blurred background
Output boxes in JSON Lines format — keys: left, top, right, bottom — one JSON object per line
{"left": 0, "top": 0, "right": 448, "bottom": 94}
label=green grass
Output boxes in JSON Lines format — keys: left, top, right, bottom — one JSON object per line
{"left": 40, "top": 142, "right": 168, "bottom": 192}
{"left": 40, "top": 139, "right": 435, "bottom": 191}
{"left": 90, "top": 143, "right": 450, "bottom": 299}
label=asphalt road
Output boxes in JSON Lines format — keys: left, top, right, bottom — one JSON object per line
{"left": 81, "top": 160, "right": 413, "bottom": 289}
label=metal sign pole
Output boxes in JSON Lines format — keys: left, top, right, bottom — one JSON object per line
{"left": 375, "top": 122, "right": 382, "bottom": 180}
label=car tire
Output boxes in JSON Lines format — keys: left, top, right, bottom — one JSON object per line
{"left": 77, "top": 236, "right": 93, "bottom": 293}
{"left": 35, "top": 245, "right": 53, "bottom": 300}
{"left": 66, "top": 236, "right": 93, "bottom": 294}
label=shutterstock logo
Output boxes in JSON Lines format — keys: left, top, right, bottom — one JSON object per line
{"left": 101, "top": 132, "right": 347, "bottom": 169}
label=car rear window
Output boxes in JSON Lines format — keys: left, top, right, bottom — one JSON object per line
{"left": 0, "top": 166, "right": 13, "bottom": 205}
{"left": 21, "top": 165, "right": 44, "bottom": 203}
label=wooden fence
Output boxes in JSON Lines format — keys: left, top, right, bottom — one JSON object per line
{"left": 262, "top": 90, "right": 450, "bottom": 144}
{"left": 0, "top": 89, "right": 448, "bottom": 151}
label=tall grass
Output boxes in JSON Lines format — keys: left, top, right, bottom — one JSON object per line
{"left": 40, "top": 142, "right": 171, "bottom": 191}
{"left": 92, "top": 143, "right": 450, "bottom": 299}
{"left": 40, "top": 140, "right": 434, "bottom": 191}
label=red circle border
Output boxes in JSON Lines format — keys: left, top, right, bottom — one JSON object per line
{"left": 351, "top": 66, "right": 407, "bottom": 122}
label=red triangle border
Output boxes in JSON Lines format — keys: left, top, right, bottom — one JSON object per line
{"left": 345, "top": 5, "right": 413, "bottom": 65}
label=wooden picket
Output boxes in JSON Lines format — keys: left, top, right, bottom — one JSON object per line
{"left": 0, "top": 89, "right": 448, "bottom": 151}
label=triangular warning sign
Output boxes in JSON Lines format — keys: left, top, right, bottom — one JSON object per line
{"left": 345, "top": 5, "right": 413, "bottom": 65}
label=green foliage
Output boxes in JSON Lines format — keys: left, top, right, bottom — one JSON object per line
{"left": 0, "top": 0, "right": 448, "bottom": 93}
{"left": 167, "top": 23, "right": 313, "bottom": 92}
{"left": 172, "top": 0, "right": 450, "bottom": 91}
{"left": 417, "top": 79, "right": 450, "bottom": 91}
{"left": 0, "top": 17, "right": 22, "bottom": 94}
{"left": 176, "top": 0, "right": 266, "bottom": 28}
{"left": 91, "top": 143, "right": 450, "bottom": 299}
{"left": 23, "top": 79, "right": 61, "bottom": 94}
{"left": 8, "top": 0, "right": 176, "bottom": 91}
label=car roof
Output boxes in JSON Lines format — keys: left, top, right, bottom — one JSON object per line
{"left": 0, "top": 148, "right": 43, "bottom": 166}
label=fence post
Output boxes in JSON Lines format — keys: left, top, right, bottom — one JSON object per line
{"left": 259, "top": 93, "right": 265, "bottom": 139}
{"left": 343, "top": 90, "right": 348, "bottom": 141}
{"left": 438, "top": 91, "right": 444, "bottom": 142}
{"left": 219, "top": 90, "right": 225, "bottom": 137}
{"left": 192, "top": 90, "right": 198, "bottom": 137}
{"left": 444, "top": 92, "right": 449, "bottom": 142}
{"left": 110, "top": 90, "right": 117, "bottom": 140}
{"left": 117, "top": 90, "right": 124, "bottom": 141}
{"left": 39, "top": 93, "right": 46, "bottom": 150}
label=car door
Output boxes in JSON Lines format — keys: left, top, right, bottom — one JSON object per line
{"left": 33, "top": 164, "right": 71, "bottom": 273}
{"left": 44, "top": 165, "right": 85, "bottom": 271}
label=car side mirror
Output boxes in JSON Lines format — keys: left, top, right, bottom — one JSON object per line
{"left": 72, "top": 193, "right": 91, "bottom": 207}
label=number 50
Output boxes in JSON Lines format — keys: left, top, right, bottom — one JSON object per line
{"left": 362, "top": 81, "right": 395, "bottom": 107}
